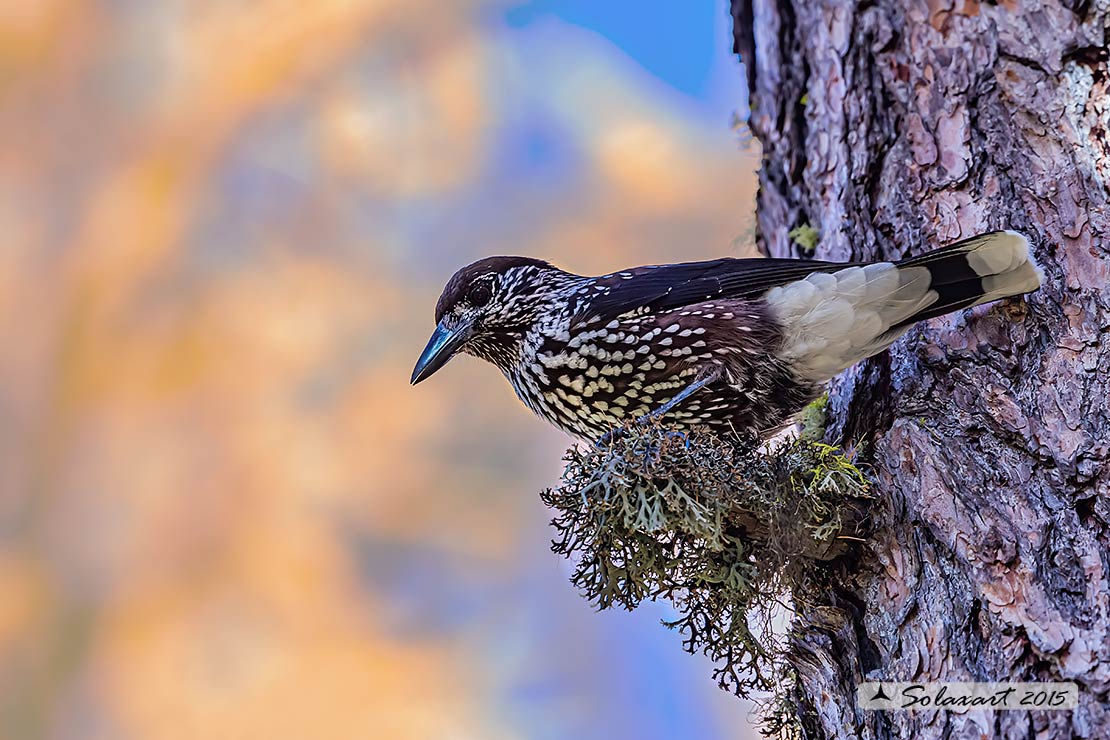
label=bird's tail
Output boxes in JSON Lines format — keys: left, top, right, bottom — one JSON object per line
{"left": 767, "top": 230, "right": 1042, "bottom": 381}
{"left": 892, "top": 230, "right": 1043, "bottom": 326}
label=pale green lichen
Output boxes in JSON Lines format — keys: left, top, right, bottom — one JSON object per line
{"left": 540, "top": 421, "right": 872, "bottom": 699}
{"left": 788, "top": 223, "right": 820, "bottom": 253}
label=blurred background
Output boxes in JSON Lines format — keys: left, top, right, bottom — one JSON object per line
{"left": 0, "top": 1, "right": 762, "bottom": 738}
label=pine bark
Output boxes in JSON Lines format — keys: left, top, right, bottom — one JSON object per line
{"left": 731, "top": 0, "right": 1110, "bottom": 737}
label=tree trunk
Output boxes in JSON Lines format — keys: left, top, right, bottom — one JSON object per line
{"left": 731, "top": 0, "right": 1109, "bottom": 737}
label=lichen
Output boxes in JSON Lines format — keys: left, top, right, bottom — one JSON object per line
{"left": 788, "top": 223, "right": 820, "bottom": 253}
{"left": 539, "top": 420, "right": 872, "bottom": 700}
{"left": 760, "top": 669, "right": 809, "bottom": 740}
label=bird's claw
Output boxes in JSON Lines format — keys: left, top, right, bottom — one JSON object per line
{"left": 596, "top": 427, "right": 625, "bottom": 448}
{"left": 596, "top": 420, "right": 690, "bottom": 450}
{"left": 662, "top": 429, "right": 692, "bottom": 448}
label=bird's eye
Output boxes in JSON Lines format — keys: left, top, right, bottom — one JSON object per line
{"left": 468, "top": 281, "right": 493, "bottom": 307}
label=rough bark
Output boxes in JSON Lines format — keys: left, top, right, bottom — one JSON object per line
{"left": 731, "top": 0, "right": 1109, "bottom": 737}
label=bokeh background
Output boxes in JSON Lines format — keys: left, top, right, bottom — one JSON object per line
{"left": 0, "top": 1, "right": 763, "bottom": 738}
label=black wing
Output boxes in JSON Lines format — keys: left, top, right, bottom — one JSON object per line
{"left": 571, "top": 257, "right": 859, "bottom": 328}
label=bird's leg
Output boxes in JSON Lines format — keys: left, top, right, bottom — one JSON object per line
{"left": 636, "top": 365, "right": 722, "bottom": 425}
{"left": 596, "top": 366, "right": 721, "bottom": 448}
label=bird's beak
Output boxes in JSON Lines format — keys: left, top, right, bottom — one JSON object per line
{"left": 411, "top": 318, "right": 473, "bottom": 385}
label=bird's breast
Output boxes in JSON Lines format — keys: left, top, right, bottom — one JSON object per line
{"left": 503, "top": 299, "right": 819, "bottom": 441}
{"left": 507, "top": 318, "right": 726, "bottom": 439}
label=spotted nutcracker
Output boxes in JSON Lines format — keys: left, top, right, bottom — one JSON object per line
{"left": 411, "top": 231, "right": 1042, "bottom": 443}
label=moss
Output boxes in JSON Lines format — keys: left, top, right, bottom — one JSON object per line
{"left": 788, "top": 223, "right": 820, "bottom": 253}
{"left": 797, "top": 393, "right": 829, "bottom": 442}
{"left": 539, "top": 421, "right": 872, "bottom": 700}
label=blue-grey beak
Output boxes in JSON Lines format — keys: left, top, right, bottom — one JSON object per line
{"left": 411, "top": 318, "right": 473, "bottom": 385}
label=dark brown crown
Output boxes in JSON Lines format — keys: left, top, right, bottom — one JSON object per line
{"left": 434, "top": 256, "right": 554, "bottom": 322}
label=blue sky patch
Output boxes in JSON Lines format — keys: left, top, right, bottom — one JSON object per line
{"left": 504, "top": 0, "right": 723, "bottom": 99}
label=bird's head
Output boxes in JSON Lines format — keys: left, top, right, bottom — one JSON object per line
{"left": 411, "top": 255, "right": 569, "bottom": 384}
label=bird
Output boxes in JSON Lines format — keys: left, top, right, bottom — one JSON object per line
{"left": 411, "top": 231, "right": 1042, "bottom": 443}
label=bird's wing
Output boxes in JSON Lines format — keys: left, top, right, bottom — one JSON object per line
{"left": 571, "top": 257, "right": 855, "bottom": 329}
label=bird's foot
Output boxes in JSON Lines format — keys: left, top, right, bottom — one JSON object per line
{"left": 662, "top": 429, "right": 693, "bottom": 448}
{"left": 595, "top": 423, "right": 692, "bottom": 452}
{"left": 595, "top": 368, "right": 721, "bottom": 449}
{"left": 596, "top": 427, "right": 625, "bottom": 449}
